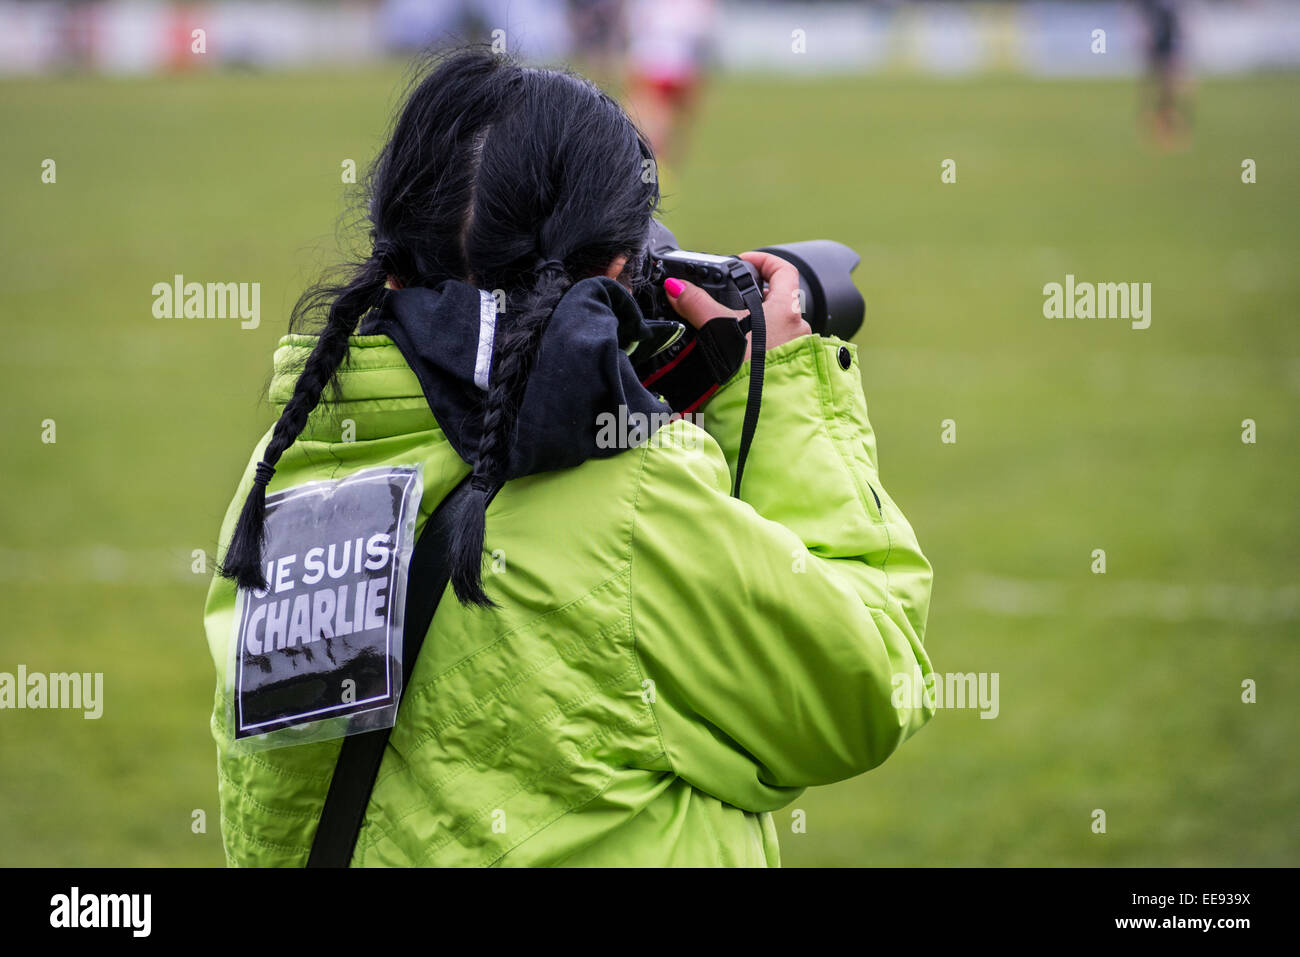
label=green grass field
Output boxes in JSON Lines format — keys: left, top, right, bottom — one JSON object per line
{"left": 1, "top": 65, "right": 1296, "bottom": 866}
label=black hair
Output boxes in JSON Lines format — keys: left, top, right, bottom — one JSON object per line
{"left": 219, "top": 45, "right": 660, "bottom": 605}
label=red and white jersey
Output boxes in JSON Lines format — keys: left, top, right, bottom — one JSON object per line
{"left": 627, "top": 0, "right": 718, "bottom": 83}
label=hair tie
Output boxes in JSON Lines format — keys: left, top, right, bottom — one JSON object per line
{"left": 535, "top": 258, "right": 565, "bottom": 277}
{"left": 470, "top": 474, "right": 494, "bottom": 493}
{"left": 373, "top": 240, "right": 399, "bottom": 272}
{"left": 253, "top": 461, "right": 276, "bottom": 487}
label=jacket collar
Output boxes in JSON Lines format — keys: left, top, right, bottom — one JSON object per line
{"left": 361, "top": 276, "right": 672, "bottom": 479}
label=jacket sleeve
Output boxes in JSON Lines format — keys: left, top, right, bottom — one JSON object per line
{"left": 629, "top": 335, "right": 935, "bottom": 812}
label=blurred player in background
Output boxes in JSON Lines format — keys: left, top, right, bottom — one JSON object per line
{"left": 1139, "top": 0, "right": 1191, "bottom": 150}
{"left": 565, "top": 0, "right": 628, "bottom": 92}
{"left": 625, "top": 0, "right": 718, "bottom": 169}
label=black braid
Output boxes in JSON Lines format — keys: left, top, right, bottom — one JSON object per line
{"left": 448, "top": 266, "right": 572, "bottom": 606}
{"left": 219, "top": 259, "right": 388, "bottom": 590}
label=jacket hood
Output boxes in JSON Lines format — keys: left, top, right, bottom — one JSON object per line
{"left": 358, "top": 275, "right": 672, "bottom": 480}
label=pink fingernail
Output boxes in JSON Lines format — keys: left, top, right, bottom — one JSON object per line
{"left": 664, "top": 278, "right": 685, "bottom": 297}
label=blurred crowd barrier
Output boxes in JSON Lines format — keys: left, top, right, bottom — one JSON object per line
{"left": 1, "top": 0, "right": 1297, "bottom": 77}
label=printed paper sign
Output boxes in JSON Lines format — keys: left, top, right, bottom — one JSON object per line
{"left": 231, "top": 465, "right": 422, "bottom": 743}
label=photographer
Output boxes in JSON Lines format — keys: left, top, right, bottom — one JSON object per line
{"left": 203, "top": 46, "right": 936, "bottom": 867}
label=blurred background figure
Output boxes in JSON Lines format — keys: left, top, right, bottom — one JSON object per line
{"left": 1138, "top": 0, "right": 1191, "bottom": 150}
{"left": 624, "top": 0, "right": 718, "bottom": 169}
{"left": 379, "top": 0, "right": 568, "bottom": 62}
{"left": 564, "top": 0, "right": 629, "bottom": 93}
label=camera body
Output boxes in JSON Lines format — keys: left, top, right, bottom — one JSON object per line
{"left": 633, "top": 220, "right": 866, "bottom": 342}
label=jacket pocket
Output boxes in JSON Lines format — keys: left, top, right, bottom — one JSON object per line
{"left": 864, "top": 477, "right": 884, "bottom": 520}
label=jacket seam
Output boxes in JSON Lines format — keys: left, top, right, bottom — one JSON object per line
{"left": 483, "top": 717, "right": 639, "bottom": 868}
{"left": 713, "top": 334, "right": 825, "bottom": 398}
{"left": 216, "top": 765, "right": 323, "bottom": 822}
{"left": 696, "top": 792, "right": 726, "bottom": 865}
{"left": 626, "top": 438, "right": 675, "bottom": 776}
{"left": 418, "top": 716, "right": 640, "bottom": 866}
{"left": 487, "top": 772, "right": 621, "bottom": 868}
{"left": 363, "top": 665, "right": 642, "bottom": 852}
{"left": 402, "top": 614, "right": 630, "bottom": 740}
{"left": 221, "top": 814, "right": 313, "bottom": 857}
{"left": 815, "top": 344, "right": 895, "bottom": 600}
{"left": 273, "top": 362, "right": 419, "bottom": 375}
{"left": 814, "top": 343, "right": 870, "bottom": 517}
{"left": 399, "top": 569, "right": 628, "bottom": 704}
{"left": 221, "top": 739, "right": 336, "bottom": 785}
{"left": 372, "top": 640, "right": 636, "bottom": 796}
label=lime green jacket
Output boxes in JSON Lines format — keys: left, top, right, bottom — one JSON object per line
{"left": 203, "top": 332, "right": 935, "bottom": 866}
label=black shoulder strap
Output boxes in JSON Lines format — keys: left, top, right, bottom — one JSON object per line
{"left": 730, "top": 265, "right": 767, "bottom": 498}
{"left": 306, "top": 474, "right": 475, "bottom": 867}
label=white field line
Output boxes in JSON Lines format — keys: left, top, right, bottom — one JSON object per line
{"left": 0, "top": 546, "right": 207, "bottom": 585}
{"left": 4, "top": 343, "right": 1298, "bottom": 397}
{"left": 0, "top": 546, "right": 1295, "bottom": 623}
{"left": 958, "top": 573, "right": 1300, "bottom": 623}
{"left": 862, "top": 349, "right": 1300, "bottom": 396}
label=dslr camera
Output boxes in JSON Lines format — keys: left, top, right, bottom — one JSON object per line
{"left": 627, "top": 220, "right": 865, "bottom": 495}
{"left": 635, "top": 219, "right": 865, "bottom": 341}
{"left": 629, "top": 220, "right": 864, "bottom": 410}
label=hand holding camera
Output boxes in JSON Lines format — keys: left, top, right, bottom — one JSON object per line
{"left": 627, "top": 221, "right": 863, "bottom": 496}
{"left": 663, "top": 250, "right": 812, "bottom": 360}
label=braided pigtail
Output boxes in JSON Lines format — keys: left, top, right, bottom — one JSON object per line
{"left": 448, "top": 261, "right": 573, "bottom": 606}
{"left": 219, "top": 256, "right": 390, "bottom": 591}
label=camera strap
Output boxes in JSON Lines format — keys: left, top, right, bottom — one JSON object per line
{"left": 634, "top": 263, "right": 766, "bottom": 497}
{"left": 306, "top": 473, "right": 475, "bottom": 868}
{"left": 729, "top": 263, "right": 766, "bottom": 498}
